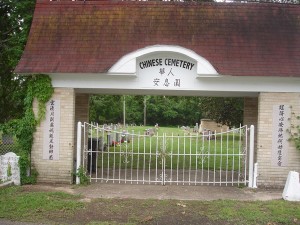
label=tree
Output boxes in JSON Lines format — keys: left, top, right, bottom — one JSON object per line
{"left": 89, "top": 95, "right": 124, "bottom": 124}
{"left": 0, "top": 0, "right": 35, "bottom": 123}
{"left": 198, "top": 97, "right": 244, "bottom": 128}
{"left": 89, "top": 95, "right": 202, "bottom": 127}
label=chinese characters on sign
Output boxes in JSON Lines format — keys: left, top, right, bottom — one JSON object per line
{"left": 272, "top": 105, "right": 290, "bottom": 167}
{"left": 137, "top": 55, "right": 197, "bottom": 89}
{"left": 43, "top": 99, "right": 60, "bottom": 160}
{"left": 152, "top": 68, "right": 181, "bottom": 87}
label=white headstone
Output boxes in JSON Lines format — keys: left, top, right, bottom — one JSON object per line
{"left": 282, "top": 171, "right": 300, "bottom": 201}
{"left": 0, "top": 152, "right": 20, "bottom": 185}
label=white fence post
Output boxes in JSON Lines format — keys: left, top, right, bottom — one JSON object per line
{"left": 76, "top": 121, "right": 82, "bottom": 185}
{"left": 248, "top": 125, "right": 255, "bottom": 188}
{"left": 253, "top": 163, "right": 258, "bottom": 188}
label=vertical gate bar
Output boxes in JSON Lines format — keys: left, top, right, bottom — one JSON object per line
{"left": 112, "top": 132, "right": 116, "bottom": 183}
{"left": 248, "top": 125, "right": 255, "bottom": 188}
{"left": 207, "top": 132, "right": 211, "bottom": 185}
{"left": 176, "top": 135, "right": 179, "bottom": 185}
{"left": 183, "top": 133, "right": 186, "bottom": 185}
{"left": 130, "top": 130, "right": 134, "bottom": 184}
{"left": 244, "top": 126, "right": 248, "bottom": 186}
{"left": 149, "top": 135, "right": 152, "bottom": 184}
{"left": 136, "top": 131, "right": 141, "bottom": 184}
{"left": 132, "top": 130, "right": 137, "bottom": 184}
{"left": 107, "top": 132, "right": 110, "bottom": 182}
{"left": 226, "top": 129, "right": 229, "bottom": 186}
{"left": 170, "top": 133, "right": 173, "bottom": 185}
{"left": 189, "top": 135, "right": 192, "bottom": 185}
{"left": 162, "top": 133, "right": 165, "bottom": 186}
{"left": 163, "top": 155, "right": 165, "bottom": 185}
{"left": 76, "top": 122, "right": 82, "bottom": 185}
{"left": 143, "top": 134, "right": 146, "bottom": 184}
{"left": 129, "top": 132, "right": 133, "bottom": 184}
{"left": 88, "top": 124, "right": 93, "bottom": 183}
{"left": 213, "top": 130, "right": 217, "bottom": 186}
{"left": 89, "top": 124, "right": 93, "bottom": 178}
{"left": 195, "top": 133, "right": 198, "bottom": 185}
{"left": 238, "top": 126, "right": 242, "bottom": 186}
{"left": 219, "top": 130, "right": 223, "bottom": 186}
{"left": 118, "top": 132, "right": 121, "bottom": 183}
{"left": 101, "top": 126, "right": 104, "bottom": 182}
{"left": 231, "top": 128, "right": 235, "bottom": 186}
{"left": 96, "top": 123, "right": 99, "bottom": 182}
{"left": 125, "top": 132, "right": 128, "bottom": 184}
{"left": 130, "top": 130, "right": 136, "bottom": 183}
{"left": 155, "top": 134, "right": 158, "bottom": 185}
{"left": 201, "top": 133, "right": 205, "bottom": 184}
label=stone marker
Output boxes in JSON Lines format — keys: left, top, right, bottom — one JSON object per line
{"left": 282, "top": 171, "right": 300, "bottom": 201}
{"left": 0, "top": 152, "right": 20, "bottom": 185}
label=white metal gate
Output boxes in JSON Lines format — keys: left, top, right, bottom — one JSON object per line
{"left": 76, "top": 123, "right": 255, "bottom": 187}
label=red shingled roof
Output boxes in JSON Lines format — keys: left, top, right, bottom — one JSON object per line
{"left": 15, "top": 0, "right": 300, "bottom": 77}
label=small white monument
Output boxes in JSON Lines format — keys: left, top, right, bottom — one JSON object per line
{"left": 282, "top": 171, "right": 300, "bottom": 201}
{"left": 0, "top": 152, "right": 20, "bottom": 185}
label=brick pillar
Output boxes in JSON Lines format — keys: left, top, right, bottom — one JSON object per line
{"left": 32, "top": 88, "right": 75, "bottom": 183}
{"left": 257, "top": 92, "right": 300, "bottom": 187}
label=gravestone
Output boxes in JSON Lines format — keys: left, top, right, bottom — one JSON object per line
{"left": 0, "top": 152, "right": 20, "bottom": 185}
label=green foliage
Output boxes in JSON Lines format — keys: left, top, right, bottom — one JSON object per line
{"left": 0, "top": 0, "right": 40, "bottom": 184}
{"left": 90, "top": 95, "right": 243, "bottom": 127}
{"left": 288, "top": 111, "right": 300, "bottom": 151}
{"left": 1, "top": 75, "right": 53, "bottom": 184}
{"left": 74, "top": 166, "right": 90, "bottom": 185}
{"left": 146, "top": 96, "right": 201, "bottom": 126}
{"left": 198, "top": 97, "right": 244, "bottom": 128}
{"left": 90, "top": 95, "right": 123, "bottom": 124}
{"left": 90, "top": 95, "right": 202, "bottom": 126}
{"left": 0, "top": 0, "right": 35, "bottom": 123}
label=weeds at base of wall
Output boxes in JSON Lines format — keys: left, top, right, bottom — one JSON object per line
{"left": 73, "top": 166, "right": 90, "bottom": 186}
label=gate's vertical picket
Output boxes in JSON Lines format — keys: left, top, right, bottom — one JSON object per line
{"left": 162, "top": 133, "right": 165, "bottom": 185}
{"left": 176, "top": 135, "right": 180, "bottom": 185}
{"left": 226, "top": 129, "right": 229, "bottom": 186}
{"left": 143, "top": 135, "right": 146, "bottom": 184}
{"left": 244, "top": 125, "right": 248, "bottom": 187}
{"left": 213, "top": 130, "right": 217, "bottom": 185}
{"left": 148, "top": 134, "right": 152, "bottom": 184}
{"left": 194, "top": 133, "right": 198, "bottom": 185}
{"left": 170, "top": 133, "right": 173, "bottom": 185}
{"left": 219, "top": 130, "right": 223, "bottom": 186}
{"left": 101, "top": 126, "right": 104, "bottom": 183}
{"left": 189, "top": 136, "right": 192, "bottom": 185}
{"left": 248, "top": 125, "right": 255, "bottom": 188}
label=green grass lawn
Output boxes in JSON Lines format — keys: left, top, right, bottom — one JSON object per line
{"left": 1, "top": 186, "right": 300, "bottom": 225}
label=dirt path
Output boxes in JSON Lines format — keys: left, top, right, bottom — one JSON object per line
{"left": 23, "top": 183, "right": 283, "bottom": 201}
